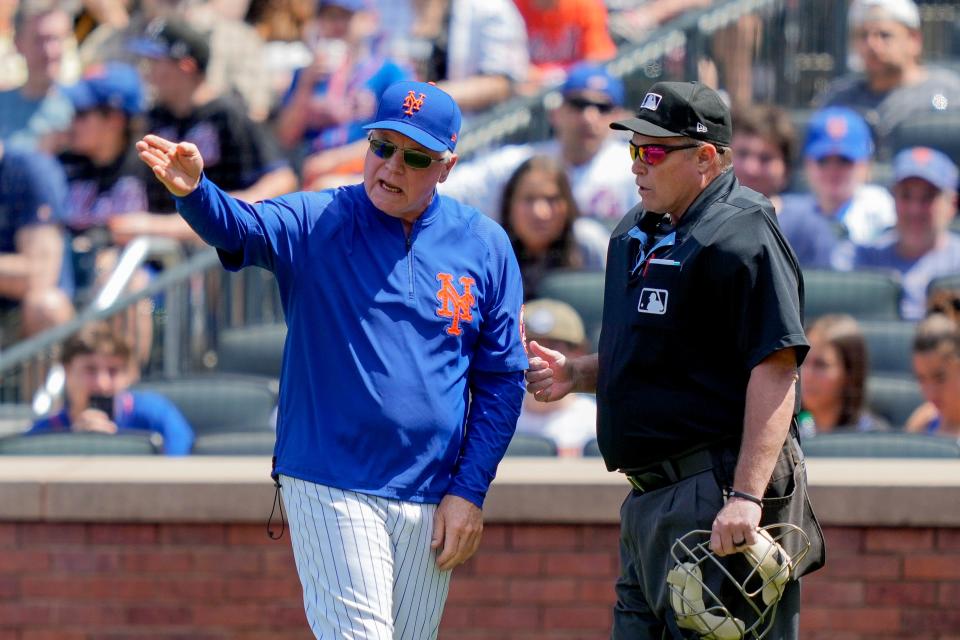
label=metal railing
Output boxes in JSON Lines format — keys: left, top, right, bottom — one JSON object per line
{"left": 0, "top": 244, "right": 218, "bottom": 408}
{"left": 458, "top": 0, "right": 958, "bottom": 159}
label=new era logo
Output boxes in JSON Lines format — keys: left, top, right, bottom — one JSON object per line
{"left": 640, "top": 93, "right": 662, "bottom": 111}
{"left": 696, "top": 122, "right": 708, "bottom": 133}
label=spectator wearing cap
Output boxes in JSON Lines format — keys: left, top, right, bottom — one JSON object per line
{"left": 57, "top": 61, "right": 164, "bottom": 363}
{"left": 844, "top": 146, "right": 960, "bottom": 320}
{"left": 814, "top": 0, "right": 960, "bottom": 148}
{"left": 729, "top": 104, "right": 840, "bottom": 269}
{"left": 60, "top": 62, "right": 151, "bottom": 236}
{"left": 137, "top": 79, "right": 527, "bottom": 637}
{"left": 275, "top": 0, "right": 411, "bottom": 179}
{"left": 525, "top": 80, "right": 822, "bottom": 638}
{"left": 515, "top": 298, "right": 597, "bottom": 456}
{"left": 132, "top": 17, "right": 297, "bottom": 212}
{"left": 78, "top": 0, "right": 273, "bottom": 122}
{"left": 0, "top": 0, "right": 78, "bottom": 152}
{"left": 777, "top": 106, "right": 895, "bottom": 255}
{"left": 441, "top": 62, "right": 636, "bottom": 224}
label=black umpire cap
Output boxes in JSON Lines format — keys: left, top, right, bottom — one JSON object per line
{"left": 611, "top": 81, "right": 732, "bottom": 146}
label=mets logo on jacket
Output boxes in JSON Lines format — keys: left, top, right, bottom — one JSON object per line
{"left": 436, "top": 273, "right": 476, "bottom": 336}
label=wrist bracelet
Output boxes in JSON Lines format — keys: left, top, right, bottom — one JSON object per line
{"left": 724, "top": 488, "right": 763, "bottom": 507}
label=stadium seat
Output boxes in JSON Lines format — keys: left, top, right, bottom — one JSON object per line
{"left": 803, "top": 269, "right": 902, "bottom": 322}
{"left": 132, "top": 374, "right": 278, "bottom": 437}
{"left": 927, "top": 272, "right": 960, "bottom": 299}
{"left": 191, "top": 432, "right": 276, "bottom": 456}
{"left": 886, "top": 111, "right": 960, "bottom": 172}
{"left": 536, "top": 270, "right": 606, "bottom": 351}
{"left": 801, "top": 431, "right": 960, "bottom": 458}
{"left": 865, "top": 374, "right": 924, "bottom": 428}
{"left": 0, "top": 403, "right": 35, "bottom": 436}
{"left": 0, "top": 431, "right": 160, "bottom": 455}
{"left": 505, "top": 433, "right": 558, "bottom": 457}
{"left": 860, "top": 319, "right": 917, "bottom": 377}
{"left": 583, "top": 438, "right": 601, "bottom": 457}
{"left": 216, "top": 323, "right": 286, "bottom": 378}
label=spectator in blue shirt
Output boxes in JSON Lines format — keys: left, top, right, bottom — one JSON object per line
{"left": 29, "top": 322, "right": 194, "bottom": 455}
{"left": 0, "top": 1, "right": 74, "bottom": 152}
{"left": 0, "top": 140, "right": 74, "bottom": 346}
{"left": 843, "top": 146, "right": 960, "bottom": 319}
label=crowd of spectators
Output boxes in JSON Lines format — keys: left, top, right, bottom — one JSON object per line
{"left": 3, "top": 0, "right": 960, "bottom": 455}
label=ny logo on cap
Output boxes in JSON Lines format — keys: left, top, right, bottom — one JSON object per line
{"left": 403, "top": 91, "right": 426, "bottom": 116}
{"left": 826, "top": 116, "right": 848, "bottom": 140}
{"left": 641, "top": 93, "right": 662, "bottom": 111}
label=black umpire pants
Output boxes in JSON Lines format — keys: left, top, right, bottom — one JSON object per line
{"left": 611, "top": 438, "right": 823, "bottom": 640}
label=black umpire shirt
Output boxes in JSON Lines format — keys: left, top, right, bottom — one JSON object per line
{"left": 596, "top": 169, "right": 809, "bottom": 472}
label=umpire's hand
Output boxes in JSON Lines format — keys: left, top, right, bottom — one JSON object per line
{"left": 137, "top": 134, "right": 203, "bottom": 197}
{"left": 525, "top": 341, "right": 575, "bottom": 402}
{"left": 432, "top": 494, "right": 483, "bottom": 571}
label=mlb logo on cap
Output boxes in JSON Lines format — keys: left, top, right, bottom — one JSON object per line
{"left": 641, "top": 93, "right": 662, "bottom": 111}
{"left": 611, "top": 81, "right": 732, "bottom": 146}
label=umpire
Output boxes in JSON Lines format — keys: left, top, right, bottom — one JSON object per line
{"left": 526, "top": 81, "right": 825, "bottom": 639}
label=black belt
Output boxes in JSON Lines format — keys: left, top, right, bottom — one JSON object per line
{"left": 622, "top": 448, "right": 716, "bottom": 495}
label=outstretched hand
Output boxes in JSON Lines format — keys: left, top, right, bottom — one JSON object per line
{"left": 136, "top": 134, "right": 203, "bottom": 197}
{"left": 524, "top": 340, "right": 575, "bottom": 402}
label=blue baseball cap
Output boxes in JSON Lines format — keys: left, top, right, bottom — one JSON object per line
{"left": 803, "top": 107, "right": 873, "bottom": 161}
{"left": 65, "top": 62, "right": 145, "bottom": 116}
{"left": 892, "top": 146, "right": 959, "bottom": 192}
{"left": 362, "top": 81, "right": 462, "bottom": 153}
{"left": 561, "top": 63, "right": 624, "bottom": 107}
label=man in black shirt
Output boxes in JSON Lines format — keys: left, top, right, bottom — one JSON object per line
{"left": 526, "top": 81, "right": 824, "bottom": 639}
{"left": 131, "top": 17, "right": 297, "bottom": 216}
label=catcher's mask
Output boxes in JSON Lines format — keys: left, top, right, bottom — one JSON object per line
{"left": 666, "top": 524, "right": 811, "bottom": 640}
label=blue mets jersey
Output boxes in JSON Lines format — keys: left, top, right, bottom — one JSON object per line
{"left": 177, "top": 179, "right": 527, "bottom": 506}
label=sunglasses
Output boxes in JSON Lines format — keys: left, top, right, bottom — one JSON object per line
{"left": 565, "top": 96, "right": 615, "bottom": 114}
{"left": 368, "top": 138, "right": 443, "bottom": 170}
{"left": 629, "top": 142, "right": 701, "bottom": 166}
{"left": 814, "top": 155, "right": 855, "bottom": 168}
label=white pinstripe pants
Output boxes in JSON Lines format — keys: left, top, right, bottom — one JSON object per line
{"left": 280, "top": 475, "right": 452, "bottom": 640}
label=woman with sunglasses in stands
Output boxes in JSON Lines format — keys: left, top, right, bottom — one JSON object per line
{"left": 499, "top": 155, "right": 608, "bottom": 300}
{"left": 137, "top": 80, "right": 528, "bottom": 640}
{"left": 525, "top": 81, "right": 823, "bottom": 639}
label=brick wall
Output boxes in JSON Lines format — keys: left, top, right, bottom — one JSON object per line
{"left": 2, "top": 521, "right": 959, "bottom": 640}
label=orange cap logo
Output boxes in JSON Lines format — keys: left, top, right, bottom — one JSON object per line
{"left": 402, "top": 91, "right": 426, "bottom": 116}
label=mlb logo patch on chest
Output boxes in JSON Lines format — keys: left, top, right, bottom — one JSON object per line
{"left": 638, "top": 288, "right": 668, "bottom": 315}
